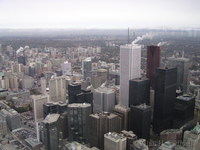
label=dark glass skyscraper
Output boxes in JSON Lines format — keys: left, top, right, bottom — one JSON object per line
{"left": 153, "top": 67, "right": 177, "bottom": 134}
{"left": 68, "top": 103, "right": 92, "bottom": 144}
{"left": 174, "top": 95, "right": 195, "bottom": 128}
{"left": 130, "top": 104, "right": 152, "bottom": 141}
{"left": 68, "top": 83, "right": 81, "bottom": 104}
{"left": 39, "top": 114, "right": 60, "bottom": 150}
{"left": 129, "top": 78, "right": 150, "bottom": 106}
{"left": 147, "top": 46, "right": 161, "bottom": 89}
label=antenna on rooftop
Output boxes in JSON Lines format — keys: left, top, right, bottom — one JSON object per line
{"left": 128, "top": 28, "right": 130, "bottom": 44}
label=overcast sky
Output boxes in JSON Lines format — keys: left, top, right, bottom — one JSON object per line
{"left": 0, "top": 0, "right": 200, "bottom": 29}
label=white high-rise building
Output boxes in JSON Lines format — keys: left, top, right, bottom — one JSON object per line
{"left": 61, "top": 61, "right": 72, "bottom": 75}
{"left": 32, "top": 94, "right": 49, "bottom": 122}
{"left": 40, "top": 77, "right": 47, "bottom": 94}
{"left": 120, "top": 44, "right": 141, "bottom": 106}
{"left": 49, "top": 76, "right": 66, "bottom": 102}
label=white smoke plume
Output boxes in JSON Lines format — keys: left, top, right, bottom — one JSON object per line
{"left": 132, "top": 33, "right": 154, "bottom": 44}
{"left": 157, "top": 41, "right": 169, "bottom": 46}
{"left": 16, "top": 47, "right": 24, "bottom": 54}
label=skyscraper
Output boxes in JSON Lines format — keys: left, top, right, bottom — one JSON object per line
{"left": 129, "top": 78, "right": 150, "bottom": 106}
{"left": 40, "top": 77, "right": 47, "bottom": 94}
{"left": 61, "top": 61, "right": 72, "bottom": 75}
{"left": 120, "top": 44, "right": 141, "bottom": 106}
{"left": 183, "top": 123, "right": 200, "bottom": 150}
{"left": 68, "top": 103, "right": 91, "bottom": 143}
{"left": 39, "top": 114, "right": 60, "bottom": 150}
{"left": 93, "top": 86, "right": 115, "bottom": 113}
{"left": 43, "top": 101, "right": 67, "bottom": 118}
{"left": 32, "top": 94, "right": 49, "bottom": 122}
{"left": 174, "top": 95, "right": 195, "bottom": 127}
{"left": 104, "top": 132, "right": 127, "bottom": 150}
{"left": 167, "top": 57, "right": 190, "bottom": 93}
{"left": 82, "top": 57, "right": 92, "bottom": 80}
{"left": 90, "top": 112, "right": 122, "bottom": 150}
{"left": 153, "top": 67, "right": 177, "bottom": 134}
{"left": 113, "top": 105, "right": 130, "bottom": 130}
{"left": 147, "top": 45, "right": 161, "bottom": 89}
{"left": 68, "top": 82, "right": 81, "bottom": 104}
{"left": 130, "top": 104, "right": 152, "bottom": 141}
{"left": 49, "top": 76, "right": 66, "bottom": 102}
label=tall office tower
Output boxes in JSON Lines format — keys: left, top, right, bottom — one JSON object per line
{"left": 93, "top": 86, "right": 115, "bottom": 113}
{"left": 160, "top": 129, "right": 182, "bottom": 144}
{"left": 18, "top": 56, "right": 26, "bottom": 65}
{"left": 68, "top": 82, "right": 81, "bottom": 104}
{"left": 153, "top": 68, "right": 177, "bottom": 134}
{"left": 167, "top": 57, "right": 190, "bottom": 93}
{"left": 97, "top": 68, "right": 108, "bottom": 84}
{"left": 130, "top": 104, "right": 152, "bottom": 141}
{"left": 0, "top": 115, "right": 8, "bottom": 137}
{"left": 104, "top": 132, "right": 127, "bottom": 150}
{"left": 90, "top": 112, "right": 122, "bottom": 150}
{"left": 29, "top": 63, "right": 36, "bottom": 77}
{"left": 120, "top": 44, "right": 141, "bottom": 106}
{"left": 61, "top": 61, "right": 72, "bottom": 75}
{"left": 113, "top": 105, "right": 130, "bottom": 130}
{"left": 130, "top": 139, "right": 149, "bottom": 150}
{"left": 32, "top": 95, "right": 49, "bottom": 122}
{"left": 40, "top": 77, "right": 47, "bottom": 94}
{"left": 68, "top": 103, "right": 91, "bottom": 143}
{"left": 1, "top": 109, "right": 21, "bottom": 131}
{"left": 183, "top": 123, "right": 200, "bottom": 150}
{"left": 147, "top": 45, "right": 161, "bottom": 89}
{"left": 129, "top": 78, "right": 150, "bottom": 106}
{"left": 49, "top": 76, "right": 66, "bottom": 102}
{"left": 60, "top": 112, "right": 68, "bottom": 139}
{"left": 82, "top": 57, "right": 92, "bottom": 80}
{"left": 43, "top": 101, "right": 67, "bottom": 118}
{"left": 121, "top": 130, "right": 137, "bottom": 150}
{"left": 76, "top": 89, "right": 94, "bottom": 112}
{"left": 22, "top": 75, "right": 34, "bottom": 89}
{"left": 174, "top": 95, "right": 195, "bottom": 127}
{"left": 39, "top": 114, "right": 60, "bottom": 150}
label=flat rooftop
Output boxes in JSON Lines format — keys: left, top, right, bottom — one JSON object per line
{"left": 43, "top": 114, "right": 60, "bottom": 124}
{"left": 177, "top": 95, "right": 194, "bottom": 101}
{"left": 105, "top": 132, "right": 126, "bottom": 141}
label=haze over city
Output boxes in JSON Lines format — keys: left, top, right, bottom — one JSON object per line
{"left": 0, "top": 0, "right": 200, "bottom": 150}
{"left": 1, "top": 0, "right": 200, "bottom": 29}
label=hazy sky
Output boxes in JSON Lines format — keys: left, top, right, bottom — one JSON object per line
{"left": 0, "top": 0, "right": 200, "bottom": 29}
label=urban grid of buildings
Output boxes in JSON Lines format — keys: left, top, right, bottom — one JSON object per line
{"left": 0, "top": 31, "right": 200, "bottom": 150}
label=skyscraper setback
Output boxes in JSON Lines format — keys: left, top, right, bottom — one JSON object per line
{"left": 147, "top": 45, "right": 161, "bottom": 89}
{"left": 120, "top": 44, "right": 141, "bottom": 106}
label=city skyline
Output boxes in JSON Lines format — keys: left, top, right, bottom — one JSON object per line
{"left": 0, "top": 0, "right": 200, "bottom": 29}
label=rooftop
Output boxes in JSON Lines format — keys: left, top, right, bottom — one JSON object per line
{"left": 177, "top": 95, "right": 194, "bottom": 101}
{"left": 25, "top": 137, "right": 42, "bottom": 147}
{"left": 135, "top": 103, "right": 151, "bottom": 110}
{"left": 105, "top": 132, "right": 126, "bottom": 141}
{"left": 94, "top": 86, "right": 114, "bottom": 94}
{"left": 83, "top": 57, "right": 92, "bottom": 62}
{"left": 43, "top": 114, "right": 60, "bottom": 124}
{"left": 68, "top": 103, "right": 91, "bottom": 108}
